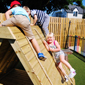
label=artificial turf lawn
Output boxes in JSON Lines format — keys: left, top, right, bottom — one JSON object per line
{"left": 68, "top": 52, "right": 85, "bottom": 85}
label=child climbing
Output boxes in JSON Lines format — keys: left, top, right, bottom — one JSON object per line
{"left": 23, "top": 6, "right": 50, "bottom": 37}
{"left": 0, "top": 0, "right": 46, "bottom": 61}
{"left": 43, "top": 33, "right": 76, "bottom": 82}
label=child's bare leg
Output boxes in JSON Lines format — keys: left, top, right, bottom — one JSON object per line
{"left": 60, "top": 54, "right": 72, "bottom": 69}
{"left": 60, "top": 54, "right": 76, "bottom": 78}
{"left": 30, "top": 38, "right": 46, "bottom": 60}
{"left": 58, "top": 62, "right": 68, "bottom": 82}
{"left": 30, "top": 38, "right": 41, "bottom": 53}
{"left": 58, "top": 62, "right": 66, "bottom": 76}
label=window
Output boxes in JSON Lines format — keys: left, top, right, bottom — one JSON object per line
{"left": 73, "top": 8, "right": 78, "bottom": 17}
{"left": 73, "top": 11, "right": 78, "bottom": 16}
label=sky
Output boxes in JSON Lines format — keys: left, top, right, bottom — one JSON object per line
{"left": 82, "top": 0, "right": 85, "bottom": 6}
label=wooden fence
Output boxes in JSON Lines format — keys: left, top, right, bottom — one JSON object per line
{"left": 48, "top": 17, "right": 85, "bottom": 48}
{"left": 0, "top": 13, "right": 85, "bottom": 48}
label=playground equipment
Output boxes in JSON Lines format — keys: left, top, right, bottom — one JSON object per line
{"left": 0, "top": 14, "right": 75, "bottom": 85}
{"left": 68, "top": 35, "right": 85, "bottom": 57}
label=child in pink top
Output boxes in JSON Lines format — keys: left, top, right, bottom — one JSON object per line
{"left": 43, "top": 33, "right": 76, "bottom": 82}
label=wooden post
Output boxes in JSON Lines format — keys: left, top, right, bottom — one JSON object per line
{"left": 0, "top": 83, "right": 3, "bottom": 85}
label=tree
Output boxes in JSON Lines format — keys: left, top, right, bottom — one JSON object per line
{"left": 0, "top": 1, "right": 8, "bottom": 13}
{"left": 0, "top": 0, "right": 84, "bottom": 14}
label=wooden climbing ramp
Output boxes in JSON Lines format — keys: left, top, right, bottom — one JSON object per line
{"left": 0, "top": 26, "right": 75, "bottom": 85}
{"left": 0, "top": 14, "right": 75, "bottom": 85}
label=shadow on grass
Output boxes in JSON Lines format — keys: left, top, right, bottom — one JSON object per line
{"left": 72, "top": 51, "right": 85, "bottom": 62}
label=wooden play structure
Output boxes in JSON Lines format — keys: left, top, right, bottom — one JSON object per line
{"left": 0, "top": 14, "right": 75, "bottom": 85}
{"left": 68, "top": 35, "right": 85, "bottom": 57}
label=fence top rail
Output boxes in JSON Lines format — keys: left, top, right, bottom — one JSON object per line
{"left": 68, "top": 35, "right": 85, "bottom": 39}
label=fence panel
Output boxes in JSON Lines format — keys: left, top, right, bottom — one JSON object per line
{"left": 48, "top": 17, "right": 85, "bottom": 48}
{"left": 68, "top": 35, "right": 85, "bottom": 57}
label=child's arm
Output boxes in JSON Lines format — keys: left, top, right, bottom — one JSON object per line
{"left": 43, "top": 40, "right": 50, "bottom": 51}
{"left": 5, "top": 10, "right": 12, "bottom": 20}
{"left": 31, "top": 14, "right": 37, "bottom": 26}
{"left": 49, "top": 40, "right": 61, "bottom": 52}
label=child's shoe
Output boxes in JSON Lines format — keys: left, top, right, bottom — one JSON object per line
{"left": 68, "top": 69, "right": 76, "bottom": 78}
{"left": 65, "top": 76, "right": 68, "bottom": 82}
{"left": 38, "top": 53, "right": 47, "bottom": 61}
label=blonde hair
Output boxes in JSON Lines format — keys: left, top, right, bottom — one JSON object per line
{"left": 46, "top": 33, "right": 54, "bottom": 40}
{"left": 23, "top": 6, "right": 30, "bottom": 12}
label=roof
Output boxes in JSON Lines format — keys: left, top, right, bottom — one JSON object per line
{"left": 66, "top": 4, "right": 83, "bottom": 14}
{"left": 83, "top": 9, "right": 85, "bottom": 13}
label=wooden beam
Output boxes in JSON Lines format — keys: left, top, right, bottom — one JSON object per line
{"left": 0, "top": 27, "right": 16, "bottom": 40}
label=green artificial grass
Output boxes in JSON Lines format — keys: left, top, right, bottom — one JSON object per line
{"left": 68, "top": 52, "right": 85, "bottom": 85}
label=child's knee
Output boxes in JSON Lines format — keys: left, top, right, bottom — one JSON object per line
{"left": 60, "top": 58, "right": 65, "bottom": 63}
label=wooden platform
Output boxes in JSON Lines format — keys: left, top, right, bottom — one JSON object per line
{"left": 62, "top": 49, "right": 73, "bottom": 54}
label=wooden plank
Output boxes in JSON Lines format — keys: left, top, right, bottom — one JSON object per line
{"left": 25, "top": 51, "right": 35, "bottom": 61}
{"left": 32, "top": 60, "right": 51, "bottom": 85}
{"left": 40, "top": 53, "right": 53, "bottom": 71}
{"left": 0, "top": 27, "right": 15, "bottom": 39}
{"left": 27, "top": 72, "right": 42, "bottom": 85}
{"left": 4, "top": 54, "right": 18, "bottom": 73}
{"left": 31, "top": 26, "right": 43, "bottom": 33}
{"left": 41, "top": 48, "right": 47, "bottom": 54}
{"left": 17, "top": 38, "right": 28, "bottom": 47}
{"left": 42, "top": 76, "right": 51, "bottom": 85}
{"left": 0, "top": 13, "right": 6, "bottom": 23}
{"left": 0, "top": 40, "right": 10, "bottom": 56}
{"left": 33, "top": 63, "right": 42, "bottom": 74}
{"left": 21, "top": 44, "right": 31, "bottom": 54}
{"left": 0, "top": 42, "right": 2, "bottom": 46}
{"left": 14, "top": 32, "right": 25, "bottom": 40}
{"left": 36, "top": 39, "right": 42, "bottom": 45}
{"left": 0, "top": 46, "right": 13, "bottom": 72}
{"left": 0, "top": 40, "right": 10, "bottom": 53}
{"left": 34, "top": 34, "right": 40, "bottom": 40}
{"left": 29, "top": 57, "right": 38, "bottom": 68}
{"left": 0, "top": 40, "right": 10, "bottom": 68}
{"left": 39, "top": 44, "right": 45, "bottom": 50}
{"left": 37, "top": 68, "right": 46, "bottom": 82}
{"left": 1, "top": 50, "right": 15, "bottom": 73}
{"left": 0, "top": 38, "right": 2, "bottom": 46}
{"left": 33, "top": 65, "right": 51, "bottom": 84}
{"left": 32, "top": 30, "right": 37, "bottom": 35}
{"left": 62, "top": 49, "right": 73, "bottom": 54}
{"left": 10, "top": 27, "right": 21, "bottom": 33}
{"left": 47, "top": 63, "right": 61, "bottom": 85}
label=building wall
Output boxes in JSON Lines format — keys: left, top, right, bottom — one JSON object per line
{"left": 67, "top": 13, "right": 83, "bottom": 19}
